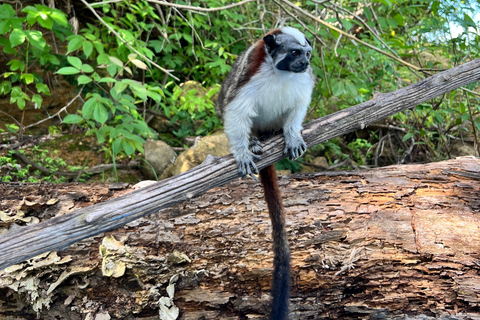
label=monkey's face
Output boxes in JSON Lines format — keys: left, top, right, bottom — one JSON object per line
{"left": 264, "top": 32, "right": 312, "bottom": 74}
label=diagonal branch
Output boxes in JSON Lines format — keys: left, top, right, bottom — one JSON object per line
{"left": 0, "top": 59, "right": 480, "bottom": 270}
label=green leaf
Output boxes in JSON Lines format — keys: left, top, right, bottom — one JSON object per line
{"left": 56, "top": 67, "right": 80, "bottom": 75}
{"left": 67, "top": 56, "right": 82, "bottom": 69}
{"left": 6, "top": 123, "right": 19, "bottom": 133}
{"left": 127, "top": 80, "right": 147, "bottom": 100}
{"left": 63, "top": 114, "right": 84, "bottom": 124}
{"left": 462, "top": 13, "right": 477, "bottom": 30}
{"left": 0, "top": 36, "right": 16, "bottom": 54}
{"left": 115, "top": 81, "right": 128, "bottom": 93}
{"left": 112, "top": 137, "right": 123, "bottom": 155}
{"left": 10, "top": 86, "right": 30, "bottom": 110}
{"left": 93, "top": 41, "right": 104, "bottom": 55}
{"left": 345, "top": 80, "right": 357, "bottom": 97}
{"left": 0, "top": 81, "right": 12, "bottom": 95}
{"left": 81, "top": 64, "right": 94, "bottom": 73}
{"left": 377, "top": 17, "right": 388, "bottom": 29}
{"left": 48, "top": 9, "right": 69, "bottom": 27}
{"left": 98, "top": 77, "right": 116, "bottom": 83}
{"left": 9, "top": 29, "right": 26, "bottom": 47}
{"left": 183, "top": 33, "right": 193, "bottom": 43}
{"left": 94, "top": 104, "right": 109, "bottom": 124}
{"left": 96, "top": 125, "right": 112, "bottom": 144}
{"left": 0, "top": 4, "right": 16, "bottom": 19}
{"left": 32, "top": 94, "right": 42, "bottom": 108}
{"left": 387, "top": 18, "right": 398, "bottom": 28}
{"left": 402, "top": 132, "right": 414, "bottom": 142}
{"left": 130, "top": 59, "right": 148, "bottom": 70}
{"left": 0, "top": 14, "right": 23, "bottom": 35}
{"left": 67, "top": 35, "right": 84, "bottom": 53}
{"left": 24, "top": 30, "right": 46, "bottom": 49}
{"left": 36, "top": 13, "right": 54, "bottom": 30}
{"left": 83, "top": 41, "right": 93, "bottom": 58}
{"left": 394, "top": 14, "right": 404, "bottom": 26}
{"left": 97, "top": 53, "right": 109, "bottom": 64}
{"left": 146, "top": 89, "right": 161, "bottom": 102}
{"left": 20, "top": 73, "right": 35, "bottom": 85}
{"left": 36, "top": 83, "right": 50, "bottom": 95}
{"left": 109, "top": 56, "right": 124, "bottom": 67}
{"left": 107, "top": 64, "right": 117, "bottom": 77}
{"left": 8, "top": 59, "right": 25, "bottom": 72}
{"left": 332, "top": 81, "right": 344, "bottom": 97}
{"left": 77, "top": 75, "right": 92, "bottom": 85}
{"left": 461, "top": 113, "right": 470, "bottom": 122}
{"left": 122, "top": 139, "right": 135, "bottom": 155}
{"left": 82, "top": 96, "right": 97, "bottom": 119}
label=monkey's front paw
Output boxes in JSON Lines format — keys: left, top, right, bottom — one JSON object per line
{"left": 236, "top": 155, "right": 259, "bottom": 179}
{"left": 284, "top": 140, "right": 307, "bottom": 160}
{"left": 249, "top": 137, "right": 263, "bottom": 155}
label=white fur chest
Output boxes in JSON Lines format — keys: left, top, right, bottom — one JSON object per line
{"left": 242, "top": 63, "right": 314, "bottom": 131}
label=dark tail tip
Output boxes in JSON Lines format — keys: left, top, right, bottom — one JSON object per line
{"left": 269, "top": 256, "right": 290, "bottom": 320}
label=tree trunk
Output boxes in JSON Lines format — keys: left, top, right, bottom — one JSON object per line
{"left": 1, "top": 157, "right": 480, "bottom": 319}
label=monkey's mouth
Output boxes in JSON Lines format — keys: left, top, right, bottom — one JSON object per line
{"left": 290, "top": 64, "right": 309, "bottom": 73}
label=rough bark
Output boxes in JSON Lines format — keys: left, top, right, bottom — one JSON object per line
{"left": 1, "top": 157, "right": 480, "bottom": 319}
{"left": 1, "top": 59, "right": 480, "bottom": 270}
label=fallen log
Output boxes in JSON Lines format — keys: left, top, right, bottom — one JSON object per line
{"left": 1, "top": 157, "right": 480, "bottom": 319}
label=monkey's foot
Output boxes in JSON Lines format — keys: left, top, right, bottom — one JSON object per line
{"left": 284, "top": 139, "right": 307, "bottom": 160}
{"left": 249, "top": 137, "right": 264, "bottom": 155}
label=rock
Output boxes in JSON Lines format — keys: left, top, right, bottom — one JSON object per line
{"left": 159, "top": 133, "right": 230, "bottom": 180}
{"left": 149, "top": 115, "right": 173, "bottom": 133}
{"left": 313, "top": 156, "right": 328, "bottom": 169}
{"left": 140, "top": 140, "right": 177, "bottom": 180}
{"left": 451, "top": 142, "right": 476, "bottom": 158}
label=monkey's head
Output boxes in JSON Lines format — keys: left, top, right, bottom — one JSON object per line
{"left": 264, "top": 27, "right": 312, "bottom": 73}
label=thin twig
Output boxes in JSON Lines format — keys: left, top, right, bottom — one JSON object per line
{"left": 273, "top": 0, "right": 327, "bottom": 47}
{"left": 465, "top": 91, "right": 480, "bottom": 157}
{"left": 280, "top": 0, "right": 423, "bottom": 72}
{"left": 80, "top": 0, "right": 179, "bottom": 81}
{"left": 320, "top": 47, "right": 331, "bottom": 95}
{"left": 0, "top": 88, "right": 84, "bottom": 137}
{"left": 0, "top": 111, "right": 22, "bottom": 127}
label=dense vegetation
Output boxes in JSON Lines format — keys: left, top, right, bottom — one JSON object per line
{"left": 0, "top": 0, "right": 479, "bottom": 182}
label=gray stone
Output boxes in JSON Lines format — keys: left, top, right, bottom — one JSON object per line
{"left": 140, "top": 140, "right": 177, "bottom": 180}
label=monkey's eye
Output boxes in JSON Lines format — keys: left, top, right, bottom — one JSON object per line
{"left": 292, "top": 50, "right": 301, "bottom": 57}
{"left": 306, "top": 51, "right": 311, "bottom": 59}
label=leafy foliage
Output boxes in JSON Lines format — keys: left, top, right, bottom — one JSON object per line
{"left": 0, "top": 0, "right": 479, "bottom": 180}
{"left": 0, "top": 4, "right": 69, "bottom": 113}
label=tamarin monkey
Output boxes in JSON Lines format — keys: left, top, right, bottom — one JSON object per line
{"left": 216, "top": 27, "right": 315, "bottom": 320}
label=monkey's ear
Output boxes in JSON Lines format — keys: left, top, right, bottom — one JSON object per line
{"left": 305, "top": 37, "right": 312, "bottom": 46}
{"left": 264, "top": 34, "right": 277, "bottom": 49}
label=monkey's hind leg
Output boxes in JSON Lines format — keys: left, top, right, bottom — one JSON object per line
{"left": 249, "top": 136, "right": 263, "bottom": 156}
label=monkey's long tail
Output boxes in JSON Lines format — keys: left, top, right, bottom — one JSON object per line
{"left": 260, "top": 164, "right": 290, "bottom": 320}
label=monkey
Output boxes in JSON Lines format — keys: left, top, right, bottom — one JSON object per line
{"left": 215, "top": 27, "right": 315, "bottom": 320}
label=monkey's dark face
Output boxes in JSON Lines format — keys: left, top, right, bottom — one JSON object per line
{"left": 264, "top": 33, "right": 312, "bottom": 73}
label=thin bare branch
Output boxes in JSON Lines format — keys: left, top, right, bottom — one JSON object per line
{"left": 280, "top": 0, "right": 422, "bottom": 71}
{"left": 80, "top": 0, "right": 180, "bottom": 81}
